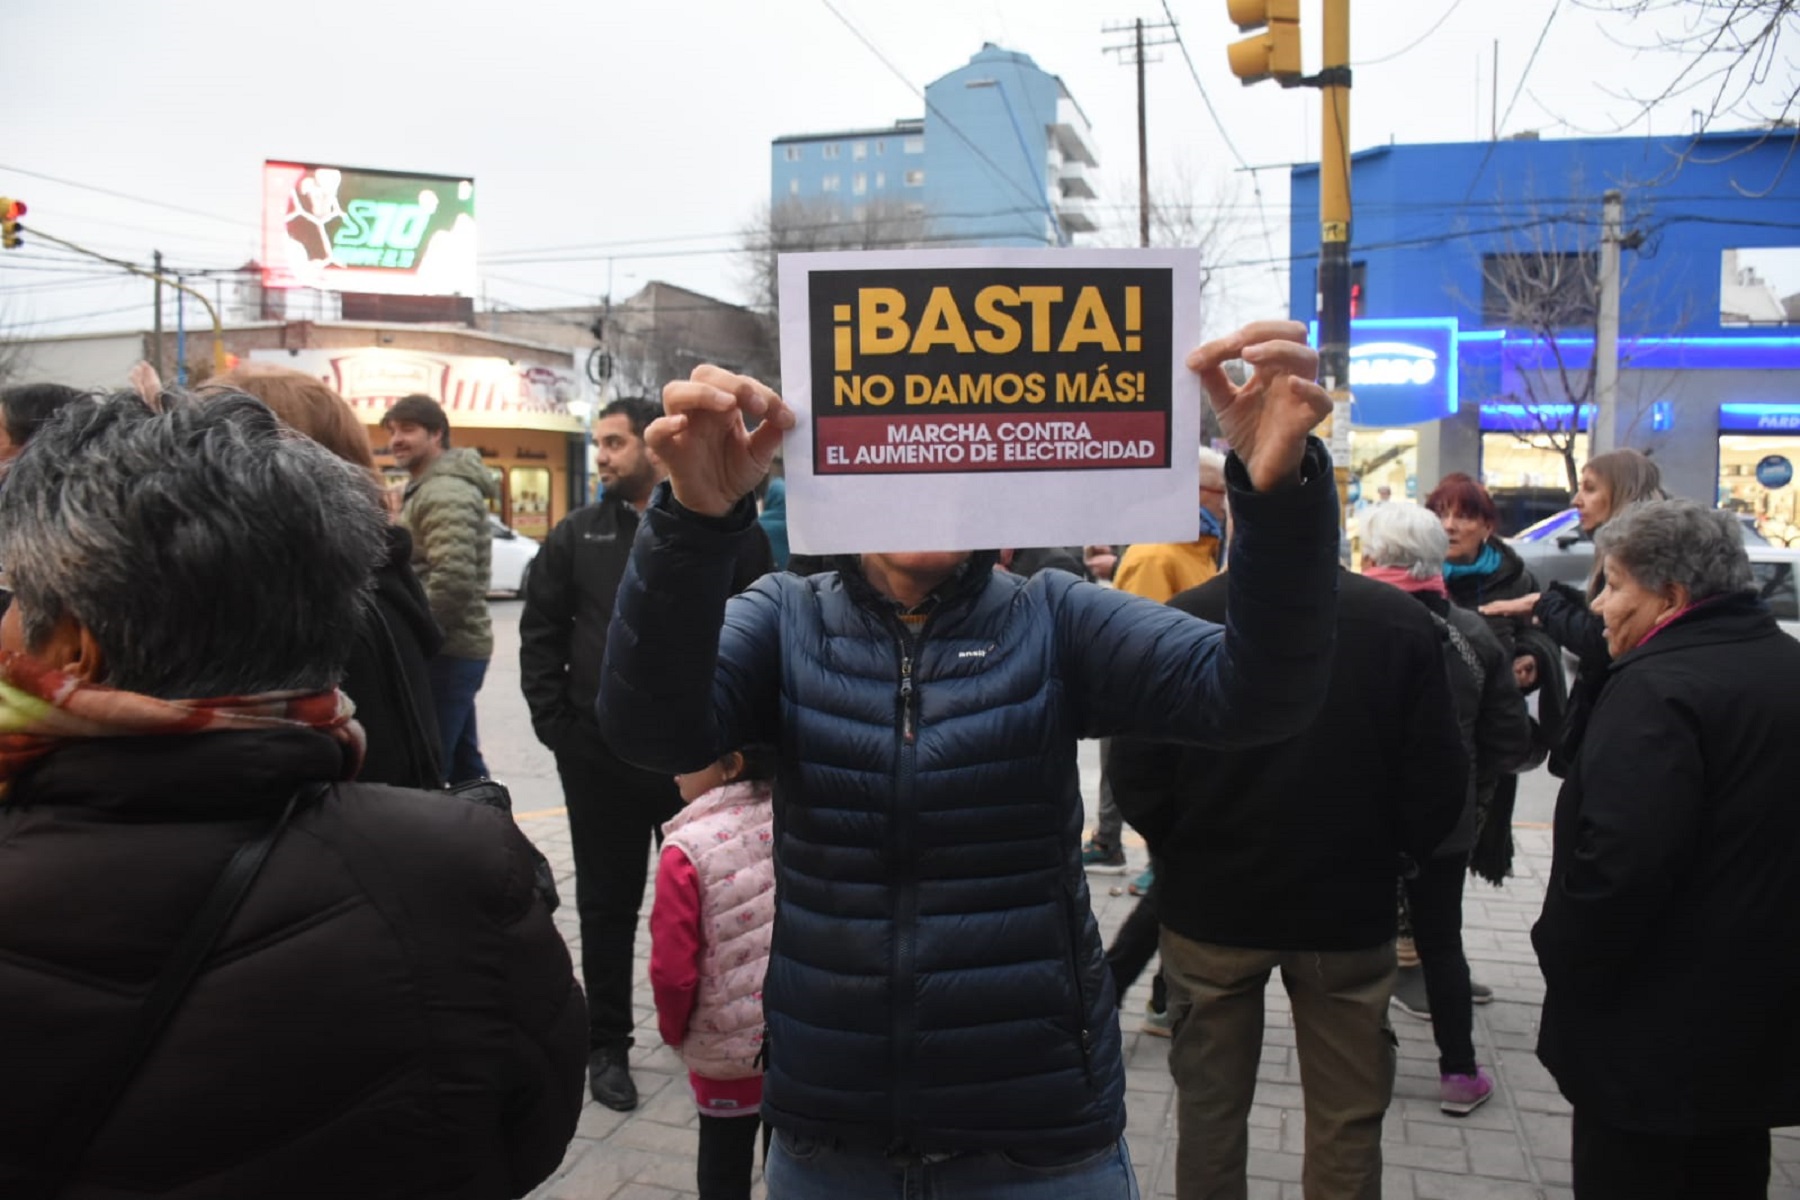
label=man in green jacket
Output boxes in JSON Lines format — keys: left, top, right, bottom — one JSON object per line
{"left": 384, "top": 394, "right": 497, "bottom": 783}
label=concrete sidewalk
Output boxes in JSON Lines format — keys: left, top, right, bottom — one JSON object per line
{"left": 478, "top": 604, "right": 1799, "bottom": 1199}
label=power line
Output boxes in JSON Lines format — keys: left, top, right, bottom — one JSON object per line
{"left": 1463, "top": 0, "right": 1563, "bottom": 204}
{"left": 1354, "top": 0, "right": 1467, "bottom": 66}
{"left": 0, "top": 162, "right": 259, "bottom": 230}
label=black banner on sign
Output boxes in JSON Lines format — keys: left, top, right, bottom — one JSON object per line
{"left": 807, "top": 266, "right": 1174, "bottom": 476}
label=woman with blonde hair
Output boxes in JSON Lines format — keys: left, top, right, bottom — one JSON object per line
{"left": 211, "top": 364, "right": 445, "bottom": 788}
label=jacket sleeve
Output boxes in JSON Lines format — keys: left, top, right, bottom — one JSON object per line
{"left": 495, "top": 823, "right": 589, "bottom": 1194}
{"left": 1536, "top": 581, "right": 1610, "bottom": 671}
{"left": 650, "top": 845, "right": 703, "bottom": 1048}
{"left": 1470, "top": 621, "right": 1538, "bottom": 778}
{"left": 1059, "top": 440, "right": 1341, "bottom": 748}
{"left": 1396, "top": 623, "right": 1470, "bottom": 863}
{"left": 1531, "top": 674, "right": 1706, "bottom": 1006}
{"left": 734, "top": 521, "right": 777, "bottom": 593}
{"left": 413, "top": 479, "right": 489, "bottom": 645}
{"left": 597, "top": 487, "right": 782, "bottom": 773}
{"left": 518, "top": 517, "right": 581, "bottom": 744}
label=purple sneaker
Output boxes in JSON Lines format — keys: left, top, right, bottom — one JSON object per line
{"left": 1440, "top": 1068, "right": 1494, "bottom": 1116}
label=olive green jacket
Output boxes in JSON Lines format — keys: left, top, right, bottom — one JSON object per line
{"left": 402, "top": 447, "right": 497, "bottom": 660}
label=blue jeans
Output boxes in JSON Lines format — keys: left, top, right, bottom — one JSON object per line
{"left": 765, "top": 1130, "right": 1139, "bottom": 1200}
{"left": 426, "top": 654, "right": 489, "bottom": 784}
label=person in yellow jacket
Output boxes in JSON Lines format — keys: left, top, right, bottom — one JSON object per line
{"left": 1113, "top": 446, "right": 1228, "bottom": 603}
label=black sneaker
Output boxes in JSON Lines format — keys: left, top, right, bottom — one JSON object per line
{"left": 588, "top": 1047, "right": 638, "bottom": 1111}
{"left": 1390, "top": 964, "right": 1430, "bottom": 1020}
{"left": 1081, "top": 838, "right": 1127, "bottom": 874}
{"left": 1471, "top": 980, "right": 1494, "bottom": 1005}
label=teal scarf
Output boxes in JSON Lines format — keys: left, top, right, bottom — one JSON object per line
{"left": 1443, "top": 541, "right": 1502, "bottom": 580}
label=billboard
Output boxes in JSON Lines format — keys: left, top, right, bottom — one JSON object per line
{"left": 261, "top": 161, "right": 477, "bottom": 296}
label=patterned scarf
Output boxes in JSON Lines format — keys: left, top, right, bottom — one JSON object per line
{"left": 0, "top": 652, "right": 365, "bottom": 798}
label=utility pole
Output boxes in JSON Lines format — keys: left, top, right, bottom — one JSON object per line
{"left": 1315, "top": 0, "right": 1354, "bottom": 512}
{"left": 1103, "top": 18, "right": 1178, "bottom": 249}
{"left": 152, "top": 249, "right": 165, "bottom": 382}
{"left": 1592, "top": 188, "right": 1623, "bottom": 455}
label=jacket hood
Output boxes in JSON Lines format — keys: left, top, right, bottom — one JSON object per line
{"left": 413, "top": 447, "right": 497, "bottom": 500}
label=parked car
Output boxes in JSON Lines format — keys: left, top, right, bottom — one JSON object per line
{"left": 1509, "top": 510, "right": 1796, "bottom": 638}
{"left": 488, "top": 514, "right": 539, "bottom": 597}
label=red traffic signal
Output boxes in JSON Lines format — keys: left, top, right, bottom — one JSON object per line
{"left": 0, "top": 197, "right": 24, "bottom": 250}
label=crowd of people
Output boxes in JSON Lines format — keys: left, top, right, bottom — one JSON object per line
{"left": 0, "top": 317, "right": 1794, "bottom": 1200}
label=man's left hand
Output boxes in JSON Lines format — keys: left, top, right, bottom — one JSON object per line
{"left": 1188, "top": 320, "right": 1331, "bottom": 492}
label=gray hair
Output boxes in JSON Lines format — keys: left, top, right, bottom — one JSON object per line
{"left": 1593, "top": 498, "right": 1753, "bottom": 603}
{"left": 1361, "top": 502, "right": 1449, "bottom": 581}
{"left": 0, "top": 390, "right": 387, "bottom": 698}
{"left": 1197, "top": 445, "right": 1226, "bottom": 484}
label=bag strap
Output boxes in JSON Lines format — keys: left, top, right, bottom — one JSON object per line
{"left": 35, "top": 782, "right": 324, "bottom": 1199}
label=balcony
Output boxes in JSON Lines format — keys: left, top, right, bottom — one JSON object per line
{"left": 1056, "top": 157, "right": 1098, "bottom": 199}
{"left": 1052, "top": 97, "right": 1099, "bottom": 167}
{"left": 1056, "top": 192, "right": 1099, "bottom": 234}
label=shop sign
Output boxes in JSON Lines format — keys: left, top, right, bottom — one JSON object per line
{"left": 1757, "top": 455, "right": 1795, "bottom": 489}
{"left": 252, "top": 348, "right": 581, "bottom": 420}
{"left": 1312, "top": 318, "right": 1460, "bottom": 428}
{"left": 261, "top": 160, "right": 477, "bottom": 297}
{"left": 1719, "top": 404, "right": 1800, "bottom": 433}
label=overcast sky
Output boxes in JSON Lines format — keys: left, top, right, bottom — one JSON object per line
{"left": 4, "top": 0, "right": 1791, "bottom": 347}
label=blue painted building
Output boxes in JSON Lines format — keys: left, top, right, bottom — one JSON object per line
{"left": 771, "top": 44, "right": 1099, "bottom": 249}
{"left": 1287, "top": 130, "right": 1800, "bottom": 533}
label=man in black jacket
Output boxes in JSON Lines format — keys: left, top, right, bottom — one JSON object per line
{"left": 520, "top": 396, "right": 771, "bottom": 1111}
{"left": 1110, "top": 570, "right": 1467, "bottom": 1200}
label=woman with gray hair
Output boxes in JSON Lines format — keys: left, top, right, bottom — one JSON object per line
{"left": 1531, "top": 499, "right": 1800, "bottom": 1197}
{"left": 1361, "top": 503, "right": 1534, "bottom": 1116}
{"left": 0, "top": 392, "right": 584, "bottom": 1197}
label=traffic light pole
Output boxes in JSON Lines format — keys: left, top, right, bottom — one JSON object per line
{"left": 27, "top": 227, "right": 228, "bottom": 379}
{"left": 1316, "top": 0, "right": 1353, "bottom": 519}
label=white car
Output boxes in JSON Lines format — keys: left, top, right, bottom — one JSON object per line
{"left": 488, "top": 515, "right": 539, "bottom": 597}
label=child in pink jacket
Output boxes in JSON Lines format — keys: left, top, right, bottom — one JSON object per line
{"left": 650, "top": 745, "right": 776, "bottom": 1200}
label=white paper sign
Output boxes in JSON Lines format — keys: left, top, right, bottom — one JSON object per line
{"left": 778, "top": 247, "right": 1203, "bottom": 555}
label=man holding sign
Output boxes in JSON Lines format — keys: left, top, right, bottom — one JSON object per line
{"left": 598, "top": 320, "right": 1337, "bottom": 1198}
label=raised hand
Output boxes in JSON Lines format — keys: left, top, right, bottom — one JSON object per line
{"left": 655, "top": 365, "right": 796, "bottom": 517}
{"left": 1188, "top": 320, "right": 1331, "bottom": 492}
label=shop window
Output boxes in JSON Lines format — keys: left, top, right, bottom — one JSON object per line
{"left": 509, "top": 466, "right": 552, "bottom": 539}
{"left": 1480, "top": 252, "right": 1597, "bottom": 329}
{"left": 1721, "top": 247, "right": 1800, "bottom": 326}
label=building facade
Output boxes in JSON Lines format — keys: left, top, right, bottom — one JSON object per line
{"left": 1287, "top": 129, "right": 1800, "bottom": 538}
{"left": 771, "top": 44, "right": 1099, "bottom": 249}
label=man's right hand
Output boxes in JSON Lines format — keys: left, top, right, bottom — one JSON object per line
{"left": 656, "top": 365, "right": 796, "bottom": 517}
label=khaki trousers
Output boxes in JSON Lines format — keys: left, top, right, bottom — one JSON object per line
{"left": 1160, "top": 931, "right": 1398, "bottom": 1200}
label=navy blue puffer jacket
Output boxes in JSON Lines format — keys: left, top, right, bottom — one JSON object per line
{"left": 599, "top": 445, "right": 1340, "bottom": 1156}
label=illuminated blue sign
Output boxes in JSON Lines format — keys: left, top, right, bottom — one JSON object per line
{"left": 1311, "top": 318, "right": 1459, "bottom": 427}
{"left": 1480, "top": 403, "right": 1593, "bottom": 433}
{"left": 1719, "top": 404, "right": 1800, "bottom": 433}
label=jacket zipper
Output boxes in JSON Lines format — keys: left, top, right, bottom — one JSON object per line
{"left": 1062, "top": 889, "right": 1097, "bottom": 1085}
{"left": 889, "top": 624, "right": 922, "bottom": 1148}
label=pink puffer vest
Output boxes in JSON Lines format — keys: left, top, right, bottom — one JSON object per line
{"left": 660, "top": 779, "right": 775, "bottom": 1080}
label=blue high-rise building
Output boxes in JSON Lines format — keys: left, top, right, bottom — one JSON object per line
{"left": 771, "top": 44, "right": 1100, "bottom": 248}
{"left": 1285, "top": 130, "right": 1800, "bottom": 521}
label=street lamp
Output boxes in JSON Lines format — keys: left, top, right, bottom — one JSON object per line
{"left": 964, "top": 78, "right": 1064, "bottom": 246}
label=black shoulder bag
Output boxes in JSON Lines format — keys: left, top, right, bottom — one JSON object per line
{"left": 33, "top": 782, "right": 324, "bottom": 1200}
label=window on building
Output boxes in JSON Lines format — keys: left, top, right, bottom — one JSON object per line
{"left": 874, "top": 171, "right": 886, "bottom": 190}
{"left": 789, "top": 178, "right": 800, "bottom": 195}
{"left": 1721, "top": 247, "right": 1800, "bottom": 326}
{"left": 853, "top": 173, "right": 867, "bottom": 195}
{"left": 904, "top": 137, "right": 924, "bottom": 154}
{"left": 783, "top": 145, "right": 802, "bottom": 162}
{"left": 852, "top": 205, "right": 867, "bottom": 221}
{"left": 875, "top": 141, "right": 885, "bottom": 156}
{"left": 904, "top": 169, "right": 925, "bottom": 187}
{"left": 822, "top": 174, "right": 841, "bottom": 192}
{"left": 1480, "top": 252, "right": 1598, "bottom": 329}
{"left": 822, "top": 144, "right": 840, "bottom": 159}
{"left": 852, "top": 142, "right": 867, "bottom": 160}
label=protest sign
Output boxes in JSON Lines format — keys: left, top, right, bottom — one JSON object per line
{"left": 779, "top": 247, "right": 1203, "bottom": 555}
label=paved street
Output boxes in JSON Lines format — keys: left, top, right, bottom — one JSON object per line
{"left": 481, "top": 599, "right": 1800, "bottom": 1200}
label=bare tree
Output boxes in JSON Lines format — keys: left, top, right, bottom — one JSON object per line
{"left": 1579, "top": 0, "right": 1799, "bottom": 159}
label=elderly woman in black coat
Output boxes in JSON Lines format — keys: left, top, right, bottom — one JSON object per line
{"left": 0, "top": 392, "right": 584, "bottom": 1198}
{"left": 1531, "top": 499, "right": 1800, "bottom": 1199}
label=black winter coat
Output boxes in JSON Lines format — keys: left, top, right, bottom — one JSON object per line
{"left": 1444, "top": 536, "right": 1537, "bottom": 657}
{"left": 1534, "top": 579, "right": 1610, "bottom": 776}
{"left": 597, "top": 449, "right": 1341, "bottom": 1157}
{"left": 342, "top": 525, "right": 445, "bottom": 789}
{"left": 1533, "top": 593, "right": 1800, "bottom": 1134}
{"left": 519, "top": 493, "right": 772, "bottom": 747}
{"left": 0, "top": 729, "right": 587, "bottom": 1198}
{"left": 1110, "top": 572, "right": 1468, "bottom": 952}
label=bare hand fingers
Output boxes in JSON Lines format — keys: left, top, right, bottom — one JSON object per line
{"left": 689, "top": 364, "right": 781, "bottom": 418}
{"left": 1241, "top": 337, "right": 1321, "bottom": 384}
{"left": 661, "top": 379, "right": 738, "bottom": 418}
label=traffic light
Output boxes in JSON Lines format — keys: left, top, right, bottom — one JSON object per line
{"left": 1226, "top": 0, "right": 1302, "bottom": 86}
{"left": 0, "top": 198, "right": 24, "bottom": 250}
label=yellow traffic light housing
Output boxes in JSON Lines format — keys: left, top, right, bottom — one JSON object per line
{"left": 0, "top": 197, "right": 24, "bottom": 250}
{"left": 1226, "top": 0, "right": 1302, "bottom": 86}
